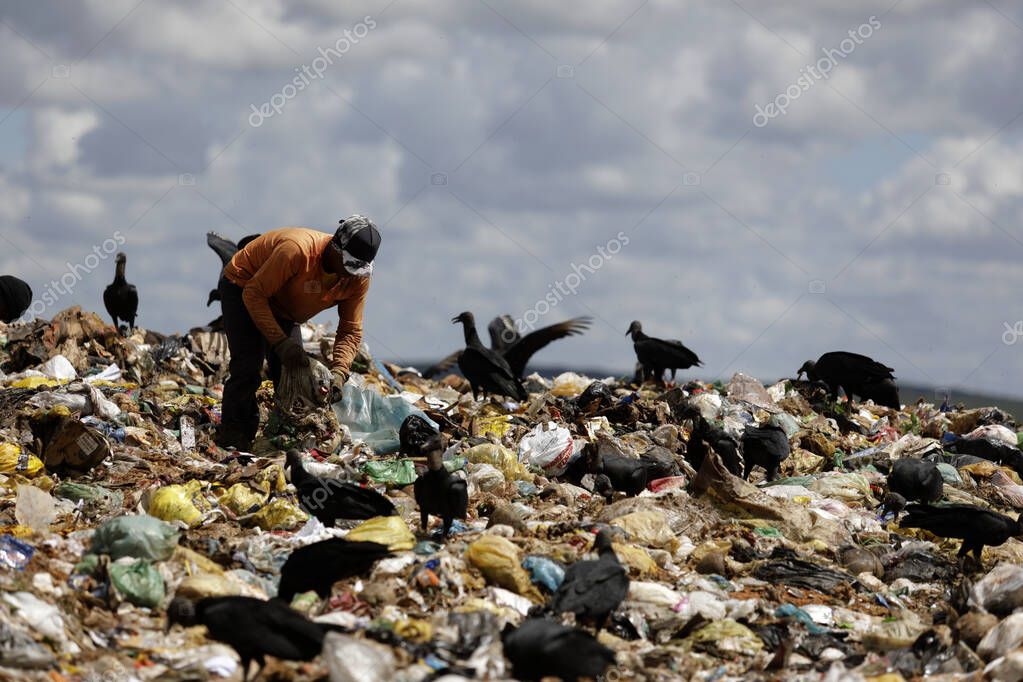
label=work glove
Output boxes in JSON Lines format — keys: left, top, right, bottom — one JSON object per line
{"left": 329, "top": 368, "right": 349, "bottom": 400}
{"left": 273, "top": 338, "right": 309, "bottom": 370}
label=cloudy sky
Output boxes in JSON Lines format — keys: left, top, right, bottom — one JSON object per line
{"left": 1, "top": 0, "right": 1022, "bottom": 397}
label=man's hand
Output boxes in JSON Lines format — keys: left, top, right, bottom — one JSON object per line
{"left": 273, "top": 338, "right": 309, "bottom": 370}
{"left": 328, "top": 368, "right": 349, "bottom": 401}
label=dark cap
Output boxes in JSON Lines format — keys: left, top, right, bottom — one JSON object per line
{"left": 332, "top": 215, "right": 381, "bottom": 276}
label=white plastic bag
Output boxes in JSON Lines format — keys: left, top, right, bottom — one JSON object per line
{"left": 323, "top": 632, "right": 397, "bottom": 682}
{"left": 517, "top": 422, "right": 577, "bottom": 476}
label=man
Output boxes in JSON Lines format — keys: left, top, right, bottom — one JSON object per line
{"left": 0, "top": 276, "right": 32, "bottom": 323}
{"left": 215, "top": 216, "right": 380, "bottom": 450}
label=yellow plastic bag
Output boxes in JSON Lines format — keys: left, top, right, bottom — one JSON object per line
{"left": 345, "top": 515, "right": 415, "bottom": 551}
{"left": 611, "top": 510, "right": 680, "bottom": 552}
{"left": 9, "top": 377, "right": 64, "bottom": 389}
{"left": 395, "top": 619, "right": 432, "bottom": 643}
{"left": 174, "top": 573, "right": 240, "bottom": 600}
{"left": 463, "top": 443, "right": 532, "bottom": 481}
{"left": 465, "top": 535, "right": 543, "bottom": 602}
{"left": 251, "top": 463, "right": 288, "bottom": 495}
{"left": 0, "top": 444, "right": 43, "bottom": 477}
{"left": 217, "top": 483, "right": 268, "bottom": 516}
{"left": 475, "top": 415, "right": 512, "bottom": 439}
{"left": 550, "top": 372, "right": 590, "bottom": 398}
{"left": 612, "top": 542, "right": 660, "bottom": 577}
{"left": 148, "top": 481, "right": 209, "bottom": 527}
{"left": 684, "top": 619, "right": 763, "bottom": 657}
{"left": 173, "top": 546, "right": 225, "bottom": 576}
{"left": 250, "top": 498, "right": 308, "bottom": 531}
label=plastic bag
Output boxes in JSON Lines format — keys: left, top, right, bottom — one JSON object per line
{"left": 174, "top": 573, "right": 241, "bottom": 600}
{"left": 627, "top": 581, "right": 682, "bottom": 608}
{"left": 727, "top": 372, "right": 779, "bottom": 413}
{"left": 517, "top": 422, "right": 577, "bottom": 476}
{"left": 684, "top": 619, "right": 763, "bottom": 657}
{"left": 90, "top": 515, "right": 180, "bottom": 561}
{"left": 0, "top": 535, "right": 34, "bottom": 570}
{"left": 53, "top": 482, "right": 123, "bottom": 513}
{"left": 217, "top": 483, "right": 267, "bottom": 516}
{"left": 323, "top": 632, "right": 397, "bottom": 682}
{"left": 966, "top": 424, "right": 1019, "bottom": 447}
{"left": 465, "top": 535, "right": 543, "bottom": 602}
{"left": 38, "top": 355, "right": 76, "bottom": 381}
{"left": 979, "top": 613, "right": 1023, "bottom": 661}
{"left": 469, "top": 463, "right": 506, "bottom": 492}
{"left": 14, "top": 485, "right": 59, "bottom": 534}
{"left": 147, "top": 481, "right": 209, "bottom": 527}
{"left": 808, "top": 472, "right": 875, "bottom": 503}
{"left": 360, "top": 459, "right": 416, "bottom": 486}
{"left": 277, "top": 358, "right": 332, "bottom": 412}
{"left": 522, "top": 555, "right": 565, "bottom": 592}
{"left": 550, "top": 372, "right": 591, "bottom": 397}
{"left": 611, "top": 510, "right": 680, "bottom": 551}
{"left": 612, "top": 542, "right": 660, "bottom": 577}
{"left": 2, "top": 592, "right": 65, "bottom": 642}
{"left": 345, "top": 515, "right": 415, "bottom": 551}
{"left": 109, "top": 560, "right": 165, "bottom": 608}
{"left": 970, "top": 563, "right": 1023, "bottom": 616}
{"left": 334, "top": 383, "right": 437, "bottom": 454}
{"left": 464, "top": 443, "right": 532, "bottom": 481}
{"left": 249, "top": 498, "right": 308, "bottom": 531}
{"left": 0, "top": 444, "right": 43, "bottom": 477}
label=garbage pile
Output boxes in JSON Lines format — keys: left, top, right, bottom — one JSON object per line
{"left": 2, "top": 307, "right": 1023, "bottom": 680}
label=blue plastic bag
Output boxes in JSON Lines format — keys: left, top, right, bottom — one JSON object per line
{"left": 333, "top": 383, "right": 437, "bottom": 454}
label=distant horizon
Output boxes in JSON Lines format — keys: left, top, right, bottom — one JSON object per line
{"left": 401, "top": 359, "right": 1023, "bottom": 411}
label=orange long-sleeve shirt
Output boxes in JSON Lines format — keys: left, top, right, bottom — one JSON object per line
{"left": 222, "top": 227, "right": 370, "bottom": 373}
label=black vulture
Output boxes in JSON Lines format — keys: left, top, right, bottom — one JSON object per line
{"left": 277, "top": 538, "right": 391, "bottom": 602}
{"left": 878, "top": 492, "right": 908, "bottom": 518}
{"left": 206, "top": 232, "right": 260, "bottom": 306}
{"left": 550, "top": 529, "right": 629, "bottom": 630}
{"left": 887, "top": 459, "right": 943, "bottom": 506}
{"left": 591, "top": 449, "right": 647, "bottom": 496}
{"left": 741, "top": 424, "right": 791, "bottom": 481}
{"left": 424, "top": 314, "right": 591, "bottom": 379}
{"left": 285, "top": 450, "right": 395, "bottom": 525}
{"left": 797, "top": 352, "right": 900, "bottom": 409}
{"left": 398, "top": 414, "right": 439, "bottom": 457}
{"left": 900, "top": 504, "right": 1023, "bottom": 568}
{"left": 413, "top": 434, "right": 468, "bottom": 536}
{"left": 0, "top": 275, "right": 32, "bottom": 323}
{"left": 103, "top": 252, "right": 138, "bottom": 334}
{"left": 502, "top": 618, "right": 615, "bottom": 682}
{"left": 681, "top": 407, "right": 744, "bottom": 477}
{"left": 626, "top": 320, "right": 701, "bottom": 383}
{"left": 166, "top": 596, "right": 328, "bottom": 682}
{"left": 451, "top": 311, "right": 527, "bottom": 400}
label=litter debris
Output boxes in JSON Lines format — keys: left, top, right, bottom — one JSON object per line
{"left": 0, "top": 307, "right": 1020, "bottom": 679}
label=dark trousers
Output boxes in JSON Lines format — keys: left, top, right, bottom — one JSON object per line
{"left": 218, "top": 278, "right": 295, "bottom": 445}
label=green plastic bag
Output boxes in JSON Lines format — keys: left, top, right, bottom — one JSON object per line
{"left": 361, "top": 459, "right": 416, "bottom": 486}
{"left": 90, "top": 515, "right": 180, "bottom": 561}
{"left": 109, "top": 560, "right": 165, "bottom": 608}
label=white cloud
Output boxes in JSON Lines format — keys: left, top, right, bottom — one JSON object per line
{"left": 30, "top": 107, "right": 99, "bottom": 171}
